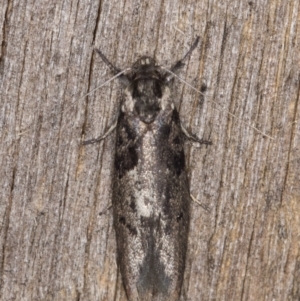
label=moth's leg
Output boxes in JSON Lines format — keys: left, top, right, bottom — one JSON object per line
{"left": 170, "top": 37, "right": 200, "bottom": 74}
{"left": 190, "top": 194, "right": 210, "bottom": 211}
{"left": 181, "top": 123, "right": 212, "bottom": 145}
{"left": 82, "top": 119, "right": 117, "bottom": 145}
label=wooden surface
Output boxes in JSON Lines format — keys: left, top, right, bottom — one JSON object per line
{"left": 0, "top": 0, "right": 299, "bottom": 300}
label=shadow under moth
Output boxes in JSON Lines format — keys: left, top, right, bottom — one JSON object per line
{"left": 82, "top": 37, "right": 211, "bottom": 301}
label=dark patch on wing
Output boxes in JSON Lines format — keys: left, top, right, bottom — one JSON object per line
{"left": 119, "top": 216, "right": 137, "bottom": 236}
{"left": 172, "top": 150, "right": 185, "bottom": 175}
{"left": 115, "top": 112, "right": 138, "bottom": 178}
{"left": 121, "top": 111, "right": 136, "bottom": 140}
{"left": 159, "top": 124, "right": 171, "bottom": 137}
{"left": 171, "top": 108, "right": 180, "bottom": 124}
{"left": 157, "top": 108, "right": 186, "bottom": 176}
{"left": 137, "top": 216, "right": 171, "bottom": 297}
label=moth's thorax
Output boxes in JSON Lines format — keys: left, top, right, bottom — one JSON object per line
{"left": 117, "top": 104, "right": 181, "bottom": 221}
{"left": 122, "top": 79, "right": 172, "bottom": 124}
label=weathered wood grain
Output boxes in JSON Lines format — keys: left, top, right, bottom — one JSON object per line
{"left": 0, "top": 0, "right": 299, "bottom": 300}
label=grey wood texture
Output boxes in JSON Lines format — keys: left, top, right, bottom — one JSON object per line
{"left": 0, "top": 0, "right": 299, "bottom": 300}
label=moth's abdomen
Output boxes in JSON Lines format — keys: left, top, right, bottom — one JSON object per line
{"left": 113, "top": 108, "right": 190, "bottom": 301}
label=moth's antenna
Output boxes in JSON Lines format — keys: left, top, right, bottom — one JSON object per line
{"left": 170, "top": 36, "right": 200, "bottom": 73}
{"left": 22, "top": 51, "right": 129, "bottom": 137}
{"left": 164, "top": 37, "right": 200, "bottom": 83}
{"left": 75, "top": 48, "right": 133, "bottom": 103}
{"left": 162, "top": 67, "right": 275, "bottom": 140}
{"left": 95, "top": 49, "right": 122, "bottom": 75}
{"left": 74, "top": 68, "right": 131, "bottom": 103}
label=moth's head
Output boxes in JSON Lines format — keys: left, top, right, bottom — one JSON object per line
{"left": 125, "top": 57, "right": 168, "bottom": 124}
{"left": 131, "top": 57, "right": 160, "bottom": 78}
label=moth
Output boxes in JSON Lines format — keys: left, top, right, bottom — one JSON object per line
{"left": 83, "top": 37, "right": 211, "bottom": 301}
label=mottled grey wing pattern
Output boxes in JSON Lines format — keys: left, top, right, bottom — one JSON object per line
{"left": 112, "top": 107, "right": 191, "bottom": 301}
{"left": 82, "top": 37, "right": 207, "bottom": 301}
